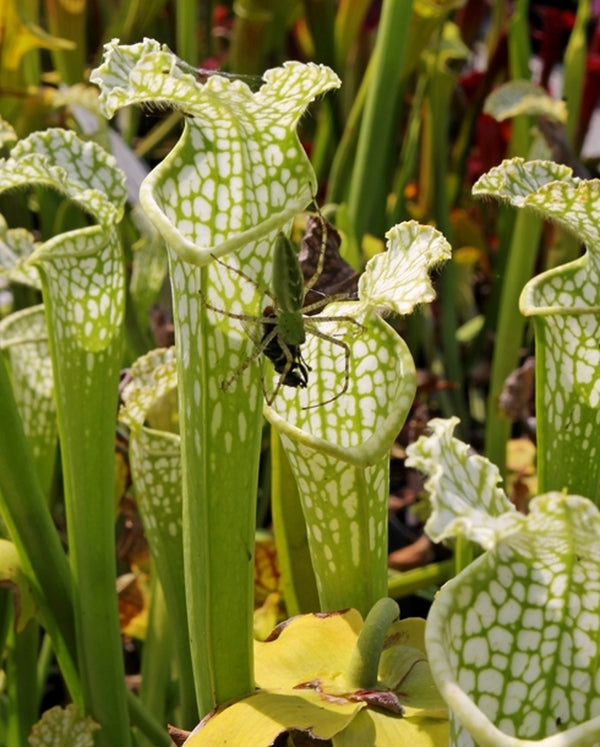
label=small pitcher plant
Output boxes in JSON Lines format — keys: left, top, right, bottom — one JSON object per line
{"left": 403, "top": 157, "right": 600, "bottom": 746}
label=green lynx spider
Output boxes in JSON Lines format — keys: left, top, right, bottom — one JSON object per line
{"left": 203, "top": 214, "right": 363, "bottom": 408}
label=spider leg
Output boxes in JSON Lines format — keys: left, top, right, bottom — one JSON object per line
{"left": 210, "top": 253, "right": 276, "bottom": 303}
{"left": 221, "top": 324, "right": 279, "bottom": 391}
{"left": 199, "top": 290, "right": 278, "bottom": 325}
{"left": 301, "top": 325, "right": 352, "bottom": 409}
{"left": 301, "top": 292, "right": 356, "bottom": 314}
{"left": 303, "top": 200, "right": 328, "bottom": 295}
{"left": 307, "top": 313, "right": 365, "bottom": 337}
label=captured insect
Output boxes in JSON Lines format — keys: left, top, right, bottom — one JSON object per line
{"left": 201, "top": 212, "right": 363, "bottom": 408}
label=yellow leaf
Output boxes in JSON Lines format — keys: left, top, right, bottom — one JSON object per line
{"left": 182, "top": 606, "right": 448, "bottom": 746}
{"left": 0, "top": 0, "right": 74, "bottom": 71}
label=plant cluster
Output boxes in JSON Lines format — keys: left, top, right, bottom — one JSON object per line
{"left": 1, "top": 2, "right": 600, "bottom": 747}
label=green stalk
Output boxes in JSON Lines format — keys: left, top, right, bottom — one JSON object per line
{"left": 302, "top": 0, "right": 336, "bottom": 71}
{"left": 345, "top": 597, "right": 399, "bottom": 689}
{"left": 228, "top": 0, "right": 276, "bottom": 74}
{"left": 6, "top": 622, "right": 38, "bottom": 746}
{"left": 40, "top": 282, "right": 131, "bottom": 747}
{"left": 388, "top": 71, "right": 428, "bottom": 226}
{"left": 563, "top": 0, "right": 590, "bottom": 147}
{"left": 346, "top": 0, "right": 413, "bottom": 242}
{"left": 334, "top": 0, "right": 373, "bottom": 66}
{"left": 127, "top": 694, "right": 172, "bottom": 747}
{"left": 45, "top": 0, "right": 86, "bottom": 84}
{"left": 175, "top": 260, "right": 262, "bottom": 712}
{"left": 387, "top": 559, "right": 454, "bottom": 599}
{"left": 484, "top": 211, "right": 542, "bottom": 474}
{"left": 270, "top": 432, "right": 319, "bottom": 615}
{"left": 426, "top": 34, "right": 469, "bottom": 432}
{"left": 0, "top": 354, "right": 80, "bottom": 702}
{"left": 507, "top": 0, "right": 532, "bottom": 157}
{"left": 175, "top": 0, "right": 199, "bottom": 65}
{"left": 138, "top": 577, "right": 172, "bottom": 746}
{"left": 327, "top": 59, "right": 370, "bottom": 210}
{"left": 36, "top": 632, "right": 54, "bottom": 709}
{"left": 481, "top": 1, "right": 538, "bottom": 474}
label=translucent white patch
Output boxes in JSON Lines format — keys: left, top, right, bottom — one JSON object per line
{"left": 473, "top": 591, "right": 496, "bottom": 628}
{"left": 503, "top": 680, "right": 528, "bottom": 715}
{"left": 462, "top": 636, "right": 489, "bottom": 666}
{"left": 497, "top": 599, "right": 521, "bottom": 626}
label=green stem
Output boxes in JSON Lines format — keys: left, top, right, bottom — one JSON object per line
{"left": 484, "top": 211, "right": 542, "bottom": 474}
{"left": 563, "top": 0, "right": 590, "bottom": 148}
{"left": 228, "top": 0, "right": 276, "bottom": 75}
{"left": 327, "top": 59, "right": 370, "bottom": 211}
{"left": 387, "top": 559, "right": 454, "bottom": 599}
{"left": 347, "top": 0, "right": 413, "bottom": 242}
{"left": 36, "top": 632, "right": 54, "bottom": 709}
{"left": 45, "top": 0, "right": 86, "bottom": 84}
{"left": 0, "top": 354, "right": 80, "bottom": 702}
{"left": 175, "top": 258, "right": 263, "bottom": 714}
{"left": 6, "top": 622, "right": 38, "bottom": 746}
{"left": 127, "top": 692, "right": 172, "bottom": 747}
{"left": 55, "top": 334, "right": 131, "bottom": 747}
{"left": 138, "top": 575, "right": 172, "bottom": 746}
{"left": 507, "top": 0, "right": 533, "bottom": 157}
{"left": 270, "top": 432, "right": 319, "bottom": 615}
{"left": 175, "top": 0, "right": 199, "bottom": 66}
{"left": 302, "top": 0, "right": 336, "bottom": 71}
{"left": 346, "top": 597, "right": 399, "bottom": 690}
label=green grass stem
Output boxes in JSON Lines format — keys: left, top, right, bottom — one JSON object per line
{"left": 484, "top": 211, "right": 542, "bottom": 474}
{"left": 346, "top": 0, "right": 413, "bottom": 242}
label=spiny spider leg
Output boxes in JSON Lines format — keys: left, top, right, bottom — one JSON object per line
{"left": 304, "top": 313, "right": 365, "bottom": 338}
{"left": 303, "top": 200, "right": 328, "bottom": 295}
{"left": 200, "top": 293, "right": 280, "bottom": 391}
{"left": 199, "top": 203, "right": 364, "bottom": 408}
{"left": 209, "top": 253, "right": 275, "bottom": 303}
{"left": 222, "top": 324, "right": 278, "bottom": 393}
{"left": 301, "top": 323, "right": 352, "bottom": 409}
{"left": 301, "top": 292, "right": 354, "bottom": 314}
{"left": 198, "top": 292, "right": 279, "bottom": 390}
{"left": 199, "top": 291, "right": 277, "bottom": 326}
{"left": 200, "top": 291, "right": 310, "bottom": 401}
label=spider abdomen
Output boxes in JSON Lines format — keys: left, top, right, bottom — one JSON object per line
{"left": 262, "top": 308, "right": 310, "bottom": 388}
